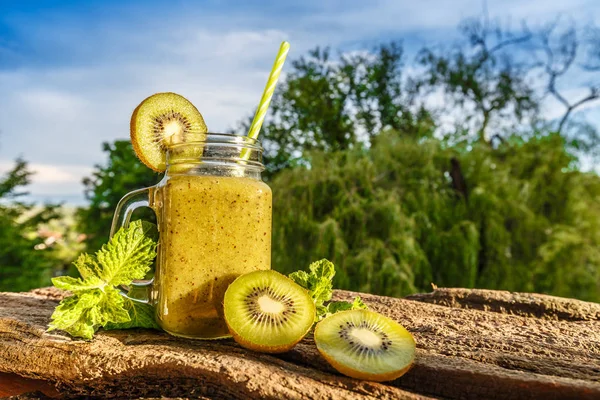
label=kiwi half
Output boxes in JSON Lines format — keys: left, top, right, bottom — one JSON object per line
{"left": 314, "top": 309, "right": 415, "bottom": 382}
{"left": 130, "top": 92, "right": 207, "bottom": 172}
{"left": 223, "top": 270, "right": 316, "bottom": 353}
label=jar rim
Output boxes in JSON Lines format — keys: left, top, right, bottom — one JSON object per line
{"left": 167, "top": 132, "right": 263, "bottom": 151}
{"left": 165, "top": 132, "right": 265, "bottom": 171}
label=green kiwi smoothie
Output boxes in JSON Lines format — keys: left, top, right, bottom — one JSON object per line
{"left": 153, "top": 174, "right": 272, "bottom": 338}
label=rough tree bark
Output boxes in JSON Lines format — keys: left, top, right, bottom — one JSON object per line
{"left": 0, "top": 287, "right": 599, "bottom": 399}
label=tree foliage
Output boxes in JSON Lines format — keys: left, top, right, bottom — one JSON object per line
{"left": 271, "top": 131, "right": 600, "bottom": 301}
{"left": 262, "top": 18, "right": 600, "bottom": 301}
{"left": 0, "top": 159, "right": 61, "bottom": 291}
{"left": 242, "top": 43, "right": 434, "bottom": 176}
{"left": 77, "top": 141, "right": 160, "bottom": 253}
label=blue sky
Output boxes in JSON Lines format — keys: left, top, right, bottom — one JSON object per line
{"left": 0, "top": 0, "right": 599, "bottom": 204}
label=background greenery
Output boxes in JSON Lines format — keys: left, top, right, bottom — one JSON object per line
{"left": 2, "top": 14, "right": 599, "bottom": 301}
{"left": 0, "top": 160, "right": 64, "bottom": 290}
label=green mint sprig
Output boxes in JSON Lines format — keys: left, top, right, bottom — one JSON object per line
{"left": 289, "top": 259, "right": 367, "bottom": 322}
{"left": 48, "top": 220, "right": 160, "bottom": 340}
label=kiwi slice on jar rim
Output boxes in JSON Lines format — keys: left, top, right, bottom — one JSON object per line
{"left": 130, "top": 92, "right": 208, "bottom": 172}
{"left": 314, "top": 309, "right": 415, "bottom": 382}
{"left": 223, "top": 270, "right": 316, "bottom": 353}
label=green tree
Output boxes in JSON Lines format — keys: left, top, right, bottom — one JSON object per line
{"left": 238, "top": 42, "right": 434, "bottom": 176}
{"left": 77, "top": 141, "right": 160, "bottom": 253}
{"left": 0, "top": 159, "right": 61, "bottom": 291}
{"left": 417, "top": 15, "right": 538, "bottom": 142}
{"left": 257, "top": 16, "right": 600, "bottom": 301}
{"left": 271, "top": 130, "right": 600, "bottom": 301}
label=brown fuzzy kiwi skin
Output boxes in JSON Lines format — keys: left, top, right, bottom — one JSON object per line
{"left": 314, "top": 310, "right": 415, "bottom": 382}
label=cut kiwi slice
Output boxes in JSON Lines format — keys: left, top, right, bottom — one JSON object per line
{"left": 224, "top": 270, "right": 316, "bottom": 353}
{"left": 314, "top": 309, "right": 415, "bottom": 382}
{"left": 130, "top": 92, "right": 208, "bottom": 172}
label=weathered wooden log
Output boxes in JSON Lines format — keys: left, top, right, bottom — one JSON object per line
{"left": 0, "top": 287, "right": 598, "bottom": 399}
{"left": 405, "top": 287, "right": 600, "bottom": 321}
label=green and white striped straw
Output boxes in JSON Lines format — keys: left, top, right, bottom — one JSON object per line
{"left": 242, "top": 41, "right": 290, "bottom": 160}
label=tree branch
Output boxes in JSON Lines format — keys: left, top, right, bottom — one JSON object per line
{"left": 557, "top": 88, "right": 600, "bottom": 132}
{"left": 488, "top": 31, "right": 533, "bottom": 56}
{"left": 539, "top": 20, "right": 596, "bottom": 133}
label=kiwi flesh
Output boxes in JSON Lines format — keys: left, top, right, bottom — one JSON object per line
{"left": 223, "top": 270, "right": 316, "bottom": 353}
{"left": 314, "top": 309, "right": 415, "bottom": 382}
{"left": 130, "top": 92, "right": 208, "bottom": 172}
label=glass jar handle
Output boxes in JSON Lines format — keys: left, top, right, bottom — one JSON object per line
{"left": 110, "top": 186, "right": 157, "bottom": 304}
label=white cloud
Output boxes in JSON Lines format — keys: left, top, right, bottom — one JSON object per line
{"left": 0, "top": 28, "right": 288, "bottom": 161}
{"left": 0, "top": 161, "right": 92, "bottom": 203}
{"left": 28, "top": 163, "right": 92, "bottom": 184}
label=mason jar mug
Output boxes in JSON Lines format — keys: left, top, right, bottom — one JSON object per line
{"left": 110, "top": 134, "right": 272, "bottom": 339}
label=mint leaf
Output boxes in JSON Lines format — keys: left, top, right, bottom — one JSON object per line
{"left": 288, "top": 270, "right": 310, "bottom": 288}
{"left": 51, "top": 275, "right": 104, "bottom": 292}
{"left": 289, "top": 259, "right": 335, "bottom": 319}
{"left": 351, "top": 296, "right": 368, "bottom": 310}
{"left": 326, "top": 301, "right": 353, "bottom": 314}
{"left": 48, "top": 220, "right": 159, "bottom": 339}
{"left": 310, "top": 278, "right": 333, "bottom": 306}
{"left": 139, "top": 221, "right": 159, "bottom": 242}
{"left": 309, "top": 259, "right": 335, "bottom": 281}
{"left": 73, "top": 253, "right": 100, "bottom": 280}
{"left": 290, "top": 259, "right": 368, "bottom": 322}
{"left": 94, "top": 286, "right": 131, "bottom": 326}
{"left": 315, "top": 304, "right": 329, "bottom": 320}
{"left": 47, "top": 290, "right": 103, "bottom": 339}
{"left": 306, "top": 259, "right": 335, "bottom": 306}
{"left": 105, "top": 298, "right": 160, "bottom": 330}
{"left": 322, "top": 296, "right": 369, "bottom": 319}
{"left": 95, "top": 220, "right": 157, "bottom": 286}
